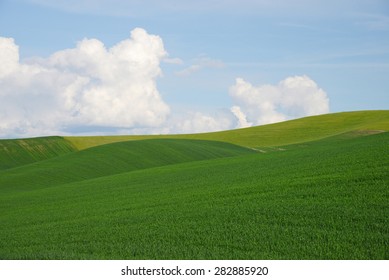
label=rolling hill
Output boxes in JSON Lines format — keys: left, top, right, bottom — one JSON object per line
{"left": 0, "top": 136, "right": 76, "bottom": 170}
{"left": 0, "top": 139, "right": 255, "bottom": 192}
{"left": 0, "top": 110, "right": 388, "bottom": 260}
{"left": 65, "top": 110, "right": 389, "bottom": 150}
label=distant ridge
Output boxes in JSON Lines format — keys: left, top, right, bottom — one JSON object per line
{"left": 1, "top": 111, "right": 387, "bottom": 168}
{"left": 65, "top": 110, "right": 389, "bottom": 150}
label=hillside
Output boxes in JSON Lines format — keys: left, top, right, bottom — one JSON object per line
{"left": 0, "top": 136, "right": 76, "bottom": 170}
{"left": 0, "top": 110, "right": 388, "bottom": 260}
{"left": 65, "top": 110, "right": 389, "bottom": 150}
{"left": 0, "top": 132, "right": 387, "bottom": 259}
{"left": 0, "top": 139, "right": 255, "bottom": 192}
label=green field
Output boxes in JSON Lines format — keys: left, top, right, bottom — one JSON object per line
{"left": 65, "top": 110, "right": 389, "bottom": 149}
{"left": 0, "top": 111, "right": 388, "bottom": 259}
{"left": 0, "top": 136, "right": 76, "bottom": 170}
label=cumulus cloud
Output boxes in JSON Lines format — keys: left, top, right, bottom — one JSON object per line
{"left": 0, "top": 38, "right": 19, "bottom": 78}
{"left": 230, "top": 75, "right": 329, "bottom": 127}
{"left": 170, "top": 110, "right": 235, "bottom": 134}
{"left": 0, "top": 28, "right": 170, "bottom": 138}
{"left": 97, "top": 110, "right": 236, "bottom": 136}
{"left": 230, "top": 106, "right": 252, "bottom": 128}
{"left": 0, "top": 30, "right": 332, "bottom": 138}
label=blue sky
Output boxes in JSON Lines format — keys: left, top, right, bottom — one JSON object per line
{"left": 0, "top": 0, "right": 388, "bottom": 137}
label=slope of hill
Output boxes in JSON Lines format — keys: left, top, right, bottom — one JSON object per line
{"left": 0, "top": 110, "right": 388, "bottom": 260}
{"left": 0, "top": 139, "right": 256, "bottom": 192}
{"left": 0, "top": 136, "right": 76, "bottom": 170}
{"left": 0, "top": 132, "right": 387, "bottom": 259}
{"left": 65, "top": 110, "right": 389, "bottom": 150}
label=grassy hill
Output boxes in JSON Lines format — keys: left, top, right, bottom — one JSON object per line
{"left": 65, "top": 110, "right": 389, "bottom": 150}
{"left": 0, "top": 139, "right": 255, "bottom": 192}
{"left": 0, "top": 110, "right": 388, "bottom": 260}
{"left": 0, "top": 136, "right": 76, "bottom": 170}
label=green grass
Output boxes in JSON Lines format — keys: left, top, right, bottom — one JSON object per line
{"left": 0, "top": 139, "right": 255, "bottom": 193}
{"left": 0, "top": 130, "right": 388, "bottom": 259}
{"left": 0, "top": 133, "right": 389, "bottom": 259}
{"left": 0, "top": 136, "right": 76, "bottom": 170}
{"left": 65, "top": 110, "right": 389, "bottom": 150}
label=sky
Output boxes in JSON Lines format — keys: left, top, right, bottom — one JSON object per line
{"left": 0, "top": 0, "right": 388, "bottom": 138}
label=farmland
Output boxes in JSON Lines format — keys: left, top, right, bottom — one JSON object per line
{"left": 0, "top": 136, "right": 76, "bottom": 170}
{"left": 65, "top": 110, "right": 389, "bottom": 149}
{"left": 0, "top": 111, "right": 388, "bottom": 259}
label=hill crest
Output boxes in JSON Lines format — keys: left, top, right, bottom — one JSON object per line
{"left": 65, "top": 110, "right": 389, "bottom": 150}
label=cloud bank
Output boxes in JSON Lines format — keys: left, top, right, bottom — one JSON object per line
{"left": 0, "top": 28, "right": 170, "bottom": 137}
{"left": 230, "top": 75, "right": 330, "bottom": 127}
{"left": 0, "top": 29, "right": 330, "bottom": 138}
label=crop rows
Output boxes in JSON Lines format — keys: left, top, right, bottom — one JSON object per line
{"left": 0, "top": 132, "right": 387, "bottom": 259}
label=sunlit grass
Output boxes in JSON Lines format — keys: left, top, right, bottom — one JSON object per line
{"left": 0, "top": 132, "right": 387, "bottom": 259}
{"left": 65, "top": 110, "right": 389, "bottom": 150}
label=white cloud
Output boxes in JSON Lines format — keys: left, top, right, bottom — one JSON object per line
{"left": 231, "top": 106, "right": 252, "bottom": 128}
{"left": 0, "top": 28, "right": 170, "bottom": 138}
{"left": 0, "top": 31, "right": 332, "bottom": 138}
{"left": 230, "top": 75, "right": 329, "bottom": 127}
{"left": 97, "top": 110, "right": 236, "bottom": 135}
{"left": 0, "top": 38, "right": 19, "bottom": 78}
{"left": 170, "top": 111, "right": 234, "bottom": 134}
